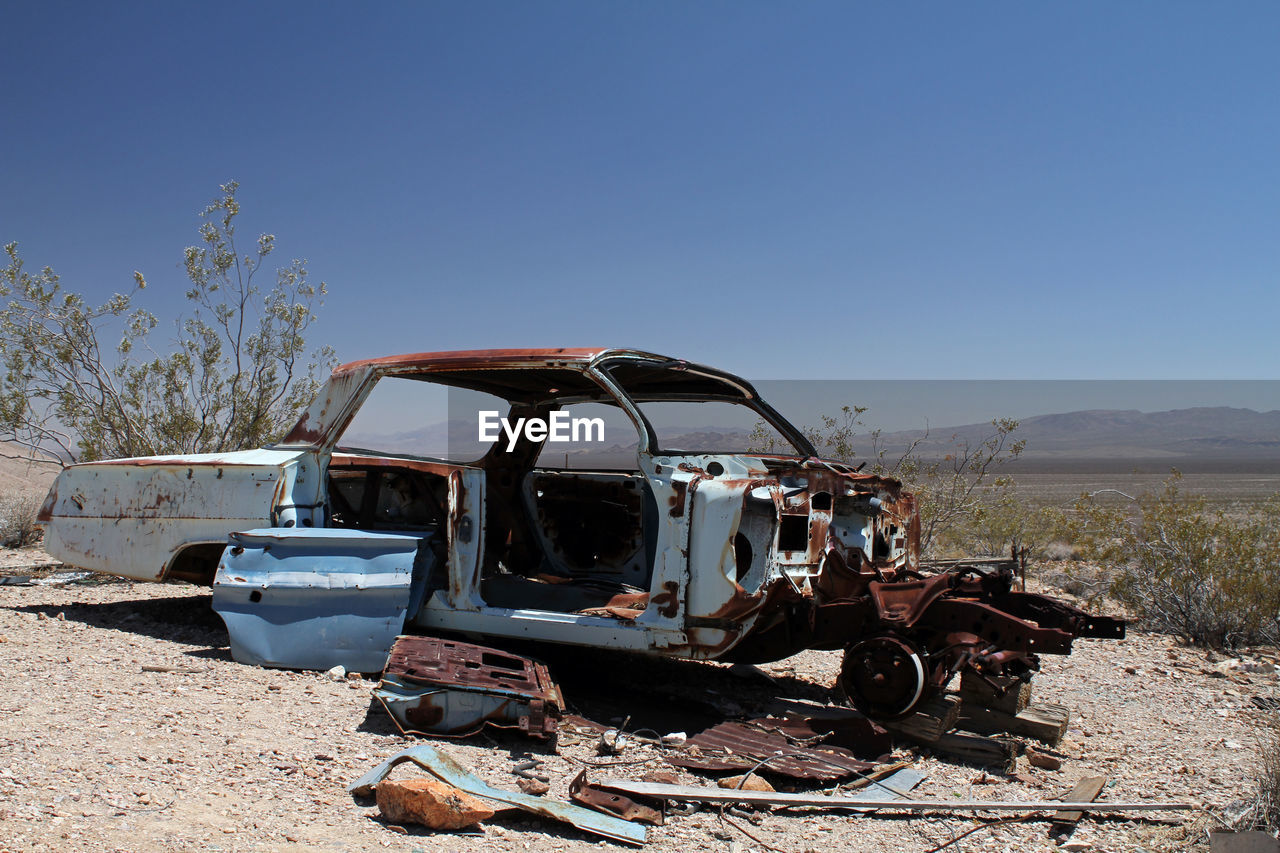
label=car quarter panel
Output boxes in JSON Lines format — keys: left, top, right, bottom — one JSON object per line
{"left": 38, "top": 448, "right": 315, "bottom": 581}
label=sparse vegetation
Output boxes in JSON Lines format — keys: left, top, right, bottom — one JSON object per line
{"left": 0, "top": 182, "right": 335, "bottom": 464}
{"left": 1070, "top": 471, "right": 1280, "bottom": 648}
{"left": 0, "top": 491, "right": 43, "bottom": 548}
{"left": 1248, "top": 715, "right": 1280, "bottom": 836}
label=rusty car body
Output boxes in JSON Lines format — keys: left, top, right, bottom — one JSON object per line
{"left": 37, "top": 348, "right": 1122, "bottom": 718}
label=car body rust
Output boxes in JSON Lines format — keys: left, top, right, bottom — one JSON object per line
{"left": 36, "top": 348, "right": 1124, "bottom": 719}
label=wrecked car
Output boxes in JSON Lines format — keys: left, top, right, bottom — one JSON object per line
{"left": 36, "top": 348, "right": 1122, "bottom": 719}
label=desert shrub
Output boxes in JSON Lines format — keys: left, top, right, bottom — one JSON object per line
{"left": 0, "top": 182, "right": 335, "bottom": 464}
{"left": 1042, "top": 540, "right": 1078, "bottom": 561}
{"left": 0, "top": 492, "right": 43, "bottom": 548}
{"left": 1070, "top": 471, "right": 1280, "bottom": 648}
{"left": 956, "top": 488, "right": 1066, "bottom": 559}
{"left": 1250, "top": 715, "right": 1280, "bottom": 835}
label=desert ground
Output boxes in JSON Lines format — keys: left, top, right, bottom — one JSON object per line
{"left": 0, "top": 546, "right": 1271, "bottom": 853}
{"left": 2, "top": 455, "right": 1276, "bottom": 852}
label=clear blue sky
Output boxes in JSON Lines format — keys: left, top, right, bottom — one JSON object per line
{"left": 3, "top": 2, "right": 1277, "bottom": 382}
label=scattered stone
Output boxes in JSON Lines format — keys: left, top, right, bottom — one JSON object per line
{"left": 1059, "top": 840, "right": 1092, "bottom": 851}
{"left": 516, "top": 777, "right": 549, "bottom": 795}
{"left": 642, "top": 770, "right": 681, "bottom": 784}
{"left": 1028, "top": 749, "right": 1062, "bottom": 770}
{"left": 718, "top": 774, "right": 775, "bottom": 793}
{"left": 324, "top": 665, "right": 346, "bottom": 682}
{"left": 376, "top": 777, "right": 495, "bottom": 829}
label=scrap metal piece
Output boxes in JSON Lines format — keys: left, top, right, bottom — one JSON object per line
{"left": 590, "top": 775, "right": 1195, "bottom": 814}
{"left": 600, "top": 767, "right": 924, "bottom": 814}
{"left": 212, "top": 528, "right": 427, "bottom": 672}
{"left": 667, "top": 720, "right": 876, "bottom": 780}
{"left": 348, "top": 745, "right": 646, "bottom": 845}
{"left": 374, "top": 636, "right": 563, "bottom": 739}
{"left": 569, "top": 770, "right": 665, "bottom": 826}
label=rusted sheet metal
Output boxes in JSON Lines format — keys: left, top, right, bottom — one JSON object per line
{"left": 373, "top": 636, "right": 562, "bottom": 739}
{"left": 569, "top": 770, "right": 665, "bottom": 825}
{"left": 667, "top": 720, "right": 878, "bottom": 780}
{"left": 348, "top": 744, "right": 647, "bottom": 845}
{"left": 212, "top": 528, "right": 428, "bottom": 672}
{"left": 762, "top": 713, "right": 893, "bottom": 759}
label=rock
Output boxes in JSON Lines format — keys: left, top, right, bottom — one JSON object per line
{"left": 516, "top": 777, "right": 549, "bottom": 796}
{"left": 324, "top": 665, "right": 345, "bottom": 682}
{"left": 376, "top": 777, "right": 495, "bottom": 829}
{"left": 642, "top": 770, "right": 681, "bottom": 784}
{"left": 1059, "top": 840, "right": 1092, "bottom": 851}
{"left": 1027, "top": 749, "right": 1062, "bottom": 770}
{"left": 717, "top": 774, "right": 775, "bottom": 793}
{"left": 598, "top": 729, "right": 628, "bottom": 755}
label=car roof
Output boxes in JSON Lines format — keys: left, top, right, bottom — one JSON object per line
{"left": 332, "top": 347, "right": 650, "bottom": 377}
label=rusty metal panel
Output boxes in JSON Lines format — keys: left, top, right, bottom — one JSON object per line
{"left": 373, "top": 636, "right": 562, "bottom": 739}
{"left": 212, "top": 528, "right": 429, "bottom": 672}
{"left": 667, "top": 720, "right": 878, "bottom": 780}
{"left": 569, "top": 770, "right": 665, "bottom": 825}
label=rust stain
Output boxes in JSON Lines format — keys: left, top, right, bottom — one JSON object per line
{"left": 651, "top": 580, "right": 680, "bottom": 618}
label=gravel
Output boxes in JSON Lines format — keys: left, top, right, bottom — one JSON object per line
{"left": 1, "top": 547, "right": 1270, "bottom": 852}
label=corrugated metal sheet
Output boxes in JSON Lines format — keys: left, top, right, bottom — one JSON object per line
{"left": 667, "top": 720, "right": 877, "bottom": 780}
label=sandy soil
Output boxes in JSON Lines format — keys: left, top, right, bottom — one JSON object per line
{"left": 0, "top": 548, "right": 1271, "bottom": 853}
{"left": 0, "top": 442, "right": 60, "bottom": 498}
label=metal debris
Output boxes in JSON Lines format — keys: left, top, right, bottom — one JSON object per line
{"left": 590, "top": 774, "right": 1194, "bottom": 814}
{"left": 374, "top": 636, "right": 563, "bottom": 739}
{"left": 212, "top": 528, "right": 425, "bottom": 673}
{"left": 570, "top": 770, "right": 666, "bottom": 826}
{"left": 348, "top": 744, "right": 646, "bottom": 845}
{"left": 667, "top": 720, "right": 878, "bottom": 781}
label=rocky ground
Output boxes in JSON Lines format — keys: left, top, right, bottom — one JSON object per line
{"left": 0, "top": 547, "right": 1272, "bottom": 853}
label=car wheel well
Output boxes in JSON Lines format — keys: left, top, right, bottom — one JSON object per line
{"left": 165, "top": 542, "right": 227, "bottom": 586}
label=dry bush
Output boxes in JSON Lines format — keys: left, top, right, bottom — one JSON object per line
{"left": 1251, "top": 715, "right": 1280, "bottom": 834}
{"left": 1069, "top": 471, "right": 1280, "bottom": 648}
{"left": 1042, "top": 540, "right": 1078, "bottom": 561}
{"left": 0, "top": 491, "right": 43, "bottom": 548}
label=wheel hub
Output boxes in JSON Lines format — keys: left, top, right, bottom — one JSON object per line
{"left": 838, "top": 634, "right": 928, "bottom": 720}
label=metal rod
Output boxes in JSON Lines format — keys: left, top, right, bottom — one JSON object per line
{"left": 595, "top": 779, "right": 1195, "bottom": 812}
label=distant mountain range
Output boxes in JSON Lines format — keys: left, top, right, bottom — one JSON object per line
{"left": 866, "top": 407, "right": 1280, "bottom": 460}
{"left": 343, "top": 407, "right": 1280, "bottom": 462}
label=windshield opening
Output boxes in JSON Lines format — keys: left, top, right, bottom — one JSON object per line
{"left": 600, "top": 359, "right": 808, "bottom": 456}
